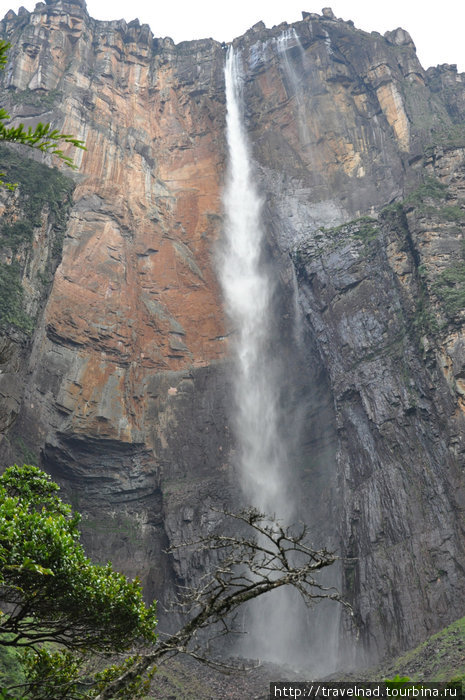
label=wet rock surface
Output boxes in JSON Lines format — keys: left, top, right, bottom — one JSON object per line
{"left": 1, "top": 0, "right": 465, "bottom": 669}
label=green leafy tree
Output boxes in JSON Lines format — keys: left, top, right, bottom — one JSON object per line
{"left": 0, "top": 465, "right": 157, "bottom": 698}
{"left": 0, "top": 465, "right": 344, "bottom": 698}
{"left": 94, "top": 508, "right": 345, "bottom": 700}
{"left": 0, "top": 39, "right": 85, "bottom": 189}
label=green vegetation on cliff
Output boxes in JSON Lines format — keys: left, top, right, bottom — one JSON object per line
{"left": 358, "top": 614, "right": 465, "bottom": 684}
{"left": 404, "top": 176, "right": 464, "bottom": 225}
{"left": 322, "top": 216, "right": 380, "bottom": 249}
{"left": 404, "top": 176, "right": 465, "bottom": 321}
{"left": 0, "top": 144, "right": 74, "bottom": 250}
{"left": 433, "top": 261, "right": 465, "bottom": 318}
{"left": 0, "top": 145, "right": 74, "bottom": 334}
{"left": 0, "top": 39, "right": 81, "bottom": 335}
{"left": 427, "top": 122, "right": 465, "bottom": 151}
{"left": 0, "top": 262, "right": 34, "bottom": 334}
{"left": 405, "top": 175, "right": 448, "bottom": 206}
{"left": 291, "top": 215, "right": 381, "bottom": 269}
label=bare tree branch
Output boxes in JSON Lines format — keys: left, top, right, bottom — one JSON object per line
{"left": 95, "top": 508, "right": 350, "bottom": 700}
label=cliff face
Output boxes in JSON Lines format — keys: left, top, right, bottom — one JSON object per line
{"left": 1, "top": 0, "right": 465, "bottom": 665}
{"left": 0, "top": 0, "right": 232, "bottom": 616}
{"left": 231, "top": 18, "right": 465, "bottom": 661}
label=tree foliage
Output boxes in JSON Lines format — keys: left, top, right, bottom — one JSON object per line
{"left": 0, "top": 465, "right": 157, "bottom": 698}
{"left": 0, "top": 40, "right": 85, "bottom": 189}
{"left": 94, "top": 509, "right": 346, "bottom": 700}
{"left": 0, "top": 465, "right": 345, "bottom": 698}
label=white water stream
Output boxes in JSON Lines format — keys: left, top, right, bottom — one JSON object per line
{"left": 219, "top": 46, "right": 300, "bottom": 664}
{"left": 276, "top": 29, "right": 311, "bottom": 146}
{"left": 221, "top": 47, "right": 290, "bottom": 520}
{"left": 219, "top": 42, "right": 341, "bottom": 672}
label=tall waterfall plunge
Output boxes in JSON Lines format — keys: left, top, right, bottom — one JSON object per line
{"left": 219, "top": 44, "right": 342, "bottom": 673}
{"left": 221, "top": 48, "right": 290, "bottom": 521}
{"left": 220, "top": 46, "right": 302, "bottom": 666}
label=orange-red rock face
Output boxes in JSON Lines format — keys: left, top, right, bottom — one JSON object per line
{"left": 4, "top": 0, "right": 465, "bottom": 666}
{"left": 0, "top": 2, "right": 437, "bottom": 445}
{"left": 1, "top": 3, "right": 231, "bottom": 442}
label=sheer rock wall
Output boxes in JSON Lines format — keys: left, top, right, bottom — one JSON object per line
{"left": 2, "top": 0, "right": 465, "bottom": 663}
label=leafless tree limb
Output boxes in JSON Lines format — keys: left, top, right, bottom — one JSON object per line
{"left": 95, "top": 508, "right": 350, "bottom": 700}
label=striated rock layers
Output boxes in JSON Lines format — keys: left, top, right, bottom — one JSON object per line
{"left": 2, "top": 0, "right": 465, "bottom": 666}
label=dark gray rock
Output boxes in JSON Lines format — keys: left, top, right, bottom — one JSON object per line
{"left": 2, "top": 0, "right": 465, "bottom": 674}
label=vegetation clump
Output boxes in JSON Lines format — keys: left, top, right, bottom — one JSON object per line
{"left": 292, "top": 215, "right": 381, "bottom": 268}
{"left": 402, "top": 176, "right": 465, "bottom": 224}
{"left": 432, "top": 261, "right": 465, "bottom": 319}
{"left": 320, "top": 215, "right": 380, "bottom": 244}
{"left": 426, "top": 122, "right": 465, "bottom": 151}
{"left": 367, "top": 615, "right": 465, "bottom": 683}
{"left": 381, "top": 177, "right": 465, "bottom": 326}
{"left": 0, "top": 145, "right": 74, "bottom": 335}
{"left": 0, "top": 39, "right": 81, "bottom": 336}
{"left": 7, "top": 87, "right": 62, "bottom": 111}
{"left": 350, "top": 216, "right": 379, "bottom": 244}
{"left": 0, "top": 40, "right": 85, "bottom": 190}
{"left": 0, "top": 262, "right": 34, "bottom": 334}
{"left": 0, "top": 464, "right": 158, "bottom": 699}
{"left": 0, "top": 464, "right": 343, "bottom": 699}
{"left": 404, "top": 175, "right": 448, "bottom": 206}
{"left": 0, "top": 144, "right": 74, "bottom": 250}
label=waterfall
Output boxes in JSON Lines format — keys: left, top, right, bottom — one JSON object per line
{"left": 219, "top": 46, "right": 289, "bottom": 661}
{"left": 219, "top": 43, "right": 342, "bottom": 673}
{"left": 221, "top": 47, "right": 290, "bottom": 520}
{"left": 220, "top": 46, "right": 305, "bottom": 666}
{"left": 276, "top": 29, "right": 311, "bottom": 147}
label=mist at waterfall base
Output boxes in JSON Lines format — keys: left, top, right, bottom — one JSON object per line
{"left": 218, "top": 45, "right": 341, "bottom": 674}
